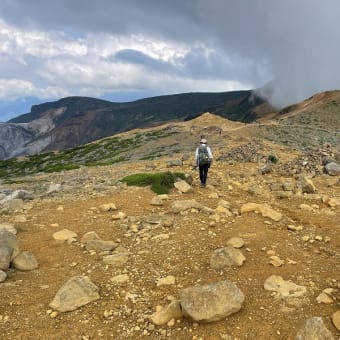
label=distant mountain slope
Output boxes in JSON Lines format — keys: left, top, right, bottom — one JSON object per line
{"left": 258, "top": 90, "right": 340, "bottom": 149}
{"left": 2, "top": 91, "right": 273, "bottom": 159}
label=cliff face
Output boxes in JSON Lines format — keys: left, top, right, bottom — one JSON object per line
{"left": 0, "top": 123, "right": 34, "bottom": 159}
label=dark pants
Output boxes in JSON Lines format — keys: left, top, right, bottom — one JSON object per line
{"left": 199, "top": 164, "right": 209, "bottom": 185}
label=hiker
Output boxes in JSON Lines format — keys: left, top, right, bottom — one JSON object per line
{"left": 195, "top": 138, "right": 213, "bottom": 187}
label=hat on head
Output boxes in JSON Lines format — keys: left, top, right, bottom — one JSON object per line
{"left": 200, "top": 138, "right": 207, "bottom": 144}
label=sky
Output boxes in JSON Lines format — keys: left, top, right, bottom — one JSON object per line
{"left": 1, "top": 0, "right": 340, "bottom": 121}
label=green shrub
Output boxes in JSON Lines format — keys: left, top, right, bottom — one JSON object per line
{"left": 268, "top": 154, "right": 278, "bottom": 164}
{"left": 121, "top": 171, "right": 186, "bottom": 194}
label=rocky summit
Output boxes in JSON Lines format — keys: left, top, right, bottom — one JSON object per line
{"left": 0, "top": 112, "right": 339, "bottom": 339}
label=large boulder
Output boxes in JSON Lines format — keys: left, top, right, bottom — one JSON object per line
{"left": 49, "top": 276, "right": 100, "bottom": 312}
{"left": 179, "top": 280, "right": 244, "bottom": 323}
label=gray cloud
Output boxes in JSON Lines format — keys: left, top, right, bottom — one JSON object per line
{"left": 1, "top": 0, "right": 340, "bottom": 115}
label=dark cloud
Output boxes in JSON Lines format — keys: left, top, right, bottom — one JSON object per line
{"left": 1, "top": 0, "right": 340, "bottom": 108}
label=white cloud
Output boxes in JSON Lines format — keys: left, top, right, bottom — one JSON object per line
{"left": 0, "top": 17, "right": 253, "bottom": 108}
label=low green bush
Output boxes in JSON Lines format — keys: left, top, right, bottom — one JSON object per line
{"left": 268, "top": 154, "right": 278, "bottom": 164}
{"left": 121, "top": 171, "right": 186, "bottom": 194}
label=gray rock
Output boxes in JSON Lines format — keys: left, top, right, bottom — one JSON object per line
{"left": 296, "top": 317, "right": 334, "bottom": 340}
{"left": 174, "top": 180, "right": 192, "bottom": 193}
{"left": 0, "top": 198, "right": 24, "bottom": 213}
{"left": 300, "top": 177, "right": 316, "bottom": 194}
{"left": 264, "top": 275, "right": 307, "bottom": 298}
{"left": 0, "top": 247, "right": 13, "bottom": 270}
{"left": 210, "top": 246, "right": 246, "bottom": 269}
{"left": 49, "top": 276, "right": 100, "bottom": 312}
{"left": 12, "top": 251, "right": 38, "bottom": 271}
{"left": 170, "top": 200, "right": 205, "bottom": 213}
{"left": 324, "top": 162, "right": 340, "bottom": 176}
{"left": 103, "top": 253, "right": 129, "bottom": 267}
{"left": 80, "top": 231, "right": 101, "bottom": 243}
{"left": 85, "top": 240, "right": 116, "bottom": 252}
{"left": 259, "top": 163, "right": 272, "bottom": 175}
{"left": 0, "top": 270, "right": 7, "bottom": 282}
{"left": 47, "top": 184, "right": 62, "bottom": 195}
{"left": 0, "top": 229, "right": 19, "bottom": 260}
{"left": 180, "top": 280, "right": 244, "bottom": 323}
{"left": 0, "top": 223, "right": 17, "bottom": 235}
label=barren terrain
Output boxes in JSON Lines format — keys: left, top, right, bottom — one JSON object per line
{"left": 0, "top": 114, "right": 339, "bottom": 339}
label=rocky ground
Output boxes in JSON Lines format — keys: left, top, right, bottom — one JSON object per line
{"left": 0, "top": 115, "right": 339, "bottom": 340}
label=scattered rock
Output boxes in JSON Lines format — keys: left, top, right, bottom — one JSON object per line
{"left": 240, "top": 203, "right": 282, "bottom": 221}
{"left": 80, "top": 231, "right": 101, "bottom": 243}
{"left": 210, "top": 246, "right": 246, "bottom": 269}
{"left": 316, "top": 292, "right": 333, "bottom": 304}
{"left": 296, "top": 317, "right": 334, "bottom": 340}
{"left": 85, "top": 240, "right": 116, "bottom": 252}
{"left": 324, "top": 162, "right": 340, "bottom": 176}
{"left": 226, "top": 237, "right": 245, "bottom": 249}
{"left": 150, "top": 196, "right": 164, "bottom": 206}
{"left": 264, "top": 275, "right": 307, "bottom": 298}
{"left": 332, "top": 310, "right": 340, "bottom": 331}
{"left": 52, "top": 229, "right": 78, "bottom": 243}
{"left": 300, "top": 177, "right": 316, "bottom": 194}
{"left": 150, "top": 300, "right": 183, "bottom": 326}
{"left": 110, "top": 274, "right": 129, "bottom": 284}
{"left": 174, "top": 180, "right": 192, "bottom": 193}
{"left": 269, "top": 255, "right": 285, "bottom": 267}
{"left": 170, "top": 200, "right": 204, "bottom": 213}
{"left": 103, "top": 253, "right": 129, "bottom": 267}
{"left": 0, "top": 223, "right": 17, "bottom": 235}
{"left": 99, "top": 203, "right": 117, "bottom": 212}
{"left": 156, "top": 275, "right": 176, "bottom": 287}
{"left": 180, "top": 280, "right": 244, "bottom": 323}
{"left": 49, "top": 276, "right": 100, "bottom": 312}
{"left": 12, "top": 251, "right": 38, "bottom": 271}
{"left": 0, "top": 270, "right": 7, "bottom": 282}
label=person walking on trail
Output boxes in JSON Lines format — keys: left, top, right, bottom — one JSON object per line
{"left": 195, "top": 138, "right": 213, "bottom": 187}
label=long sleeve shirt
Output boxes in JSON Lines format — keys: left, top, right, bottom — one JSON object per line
{"left": 195, "top": 144, "right": 213, "bottom": 166}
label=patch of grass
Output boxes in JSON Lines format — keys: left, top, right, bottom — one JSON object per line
{"left": 121, "top": 171, "right": 186, "bottom": 194}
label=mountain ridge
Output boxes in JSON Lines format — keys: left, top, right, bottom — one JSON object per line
{"left": 1, "top": 90, "right": 274, "bottom": 159}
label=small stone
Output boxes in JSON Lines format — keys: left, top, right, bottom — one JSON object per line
{"left": 302, "top": 236, "right": 310, "bottom": 242}
{"left": 52, "top": 229, "right": 78, "bottom": 243}
{"left": 269, "top": 256, "right": 285, "bottom": 267}
{"left": 226, "top": 237, "right": 245, "bottom": 248}
{"left": 50, "top": 311, "right": 59, "bottom": 318}
{"left": 111, "top": 274, "right": 129, "bottom": 284}
{"left": 99, "top": 203, "right": 117, "bottom": 212}
{"left": 167, "top": 318, "right": 176, "bottom": 327}
{"left": 315, "top": 235, "right": 323, "bottom": 241}
{"left": 316, "top": 293, "right": 333, "bottom": 304}
{"left": 156, "top": 276, "right": 176, "bottom": 287}
{"left": 103, "top": 253, "right": 129, "bottom": 267}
